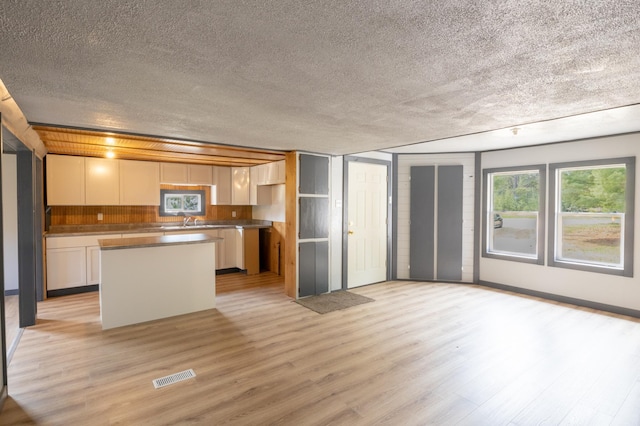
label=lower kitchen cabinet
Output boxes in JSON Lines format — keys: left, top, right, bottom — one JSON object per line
{"left": 46, "top": 234, "right": 122, "bottom": 293}
{"left": 46, "top": 247, "right": 87, "bottom": 290}
{"left": 86, "top": 246, "right": 101, "bottom": 285}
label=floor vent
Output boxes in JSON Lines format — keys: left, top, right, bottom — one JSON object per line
{"left": 152, "top": 369, "right": 196, "bottom": 389}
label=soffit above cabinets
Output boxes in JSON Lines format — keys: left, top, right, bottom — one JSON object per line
{"left": 34, "top": 125, "right": 285, "bottom": 167}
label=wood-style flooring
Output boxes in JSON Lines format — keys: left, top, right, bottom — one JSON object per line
{"left": 2, "top": 273, "right": 640, "bottom": 425}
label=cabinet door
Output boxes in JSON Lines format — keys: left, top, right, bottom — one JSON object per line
{"left": 46, "top": 247, "right": 87, "bottom": 290}
{"left": 188, "top": 165, "right": 213, "bottom": 185}
{"left": 250, "top": 166, "right": 259, "bottom": 205}
{"left": 231, "top": 167, "right": 250, "bottom": 205}
{"left": 221, "top": 228, "right": 237, "bottom": 269}
{"left": 211, "top": 167, "right": 232, "bottom": 205}
{"left": 46, "top": 154, "right": 85, "bottom": 205}
{"left": 86, "top": 246, "right": 101, "bottom": 285}
{"left": 85, "top": 157, "right": 120, "bottom": 205}
{"left": 160, "top": 163, "right": 189, "bottom": 184}
{"left": 120, "top": 160, "right": 160, "bottom": 205}
{"left": 275, "top": 160, "right": 285, "bottom": 184}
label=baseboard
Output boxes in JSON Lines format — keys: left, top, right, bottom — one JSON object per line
{"left": 47, "top": 284, "right": 99, "bottom": 298}
{"left": 4, "top": 289, "right": 19, "bottom": 296}
{"left": 215, "top": 268, "right": 242, "bottom": 275}
{"left": 478, "top": 280, "right": 640, "bottom": 319}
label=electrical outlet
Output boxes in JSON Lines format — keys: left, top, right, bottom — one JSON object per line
{"left": 232, "top": 211, "right": 237, "bottom": 218}
{"left": 97, "top": 213, "right": 103, "bottom": 221}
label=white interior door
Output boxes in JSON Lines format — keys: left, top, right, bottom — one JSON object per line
{"left": 347, "top": 161, "right": 388, "bottom": 288}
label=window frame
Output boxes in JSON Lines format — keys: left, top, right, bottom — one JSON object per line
{"left": 548, "top": 157, "right": 635, "bottom": 277}
{"left": 159, "top": 189, "right": 206, "bottom": 217}
{"left": 482, "top": 164, "right": 546, "bottom": 265}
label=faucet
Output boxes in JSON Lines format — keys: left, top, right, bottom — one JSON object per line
{"left": 183, "top": 216, "right": 193, "bottom": 227}
{"left": 194, "top": 218, "right": 200, "bottom": 226}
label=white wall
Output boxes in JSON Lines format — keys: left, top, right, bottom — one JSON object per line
{"left": 2, "top": 153, "right": 18, "bottom": 291}
{"left": 480, "top": 133, "right": 640, "bottom": 311}
{"left": 330, "top": 156, "right": 343, "bottom": 291}
{"left": 252, "top": 184, "right": 285, "bottom": 222}
{"left": 396, "top": 153, "right": 476, "bottom": 282}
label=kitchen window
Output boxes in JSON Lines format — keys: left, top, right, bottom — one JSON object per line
{"left": 548, "top": 157, "right": 635, "bottom": 276}
{"left": 159, "top": 189, "right": 206, "bottom": 216}
{"left": 482, "top": 165, "right": 546, "bottom": 264}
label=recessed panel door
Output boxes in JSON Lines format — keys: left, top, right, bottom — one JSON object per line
{"left": 347, "top": 161, "right": 388, "bottom": 288}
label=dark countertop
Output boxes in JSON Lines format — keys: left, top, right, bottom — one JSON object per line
{"left": 99, "top": 233, "right": 223, "bottom": 250}
{"left": 45, "top": 220, "right": 272, "bottom": 237}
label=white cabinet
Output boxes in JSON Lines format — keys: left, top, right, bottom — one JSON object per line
{"left": 264, "top": 160, "right": 285, "bottom": 185}
{"left": 120, "top": 160, "right": 160, "bottom": 205}
{"left": 46, "top": 234, "right": 123, "bottom": 291}
{"left": 47, "top": 155, "right": 160, "bottom": 206}
{"left": 160, "top": 163, "right": 189, "bottom": 184}
{"left": 86, "top": 246, "right": 102, "bottom": 285}
{"left": 85, "top": 157, "right": 120, "bottom": 205}
{"left": 211, "top": 166, "right": 232, "bottom": 205}
{"left": 160, "top": 163, "right": 213, "bottom": 185}
{"left": 232, "top": 167, "right": 250, "bottom": 205}
{"left": 217, "top": 228, "right": 237, "bottom": 269}
{"left": 250, "top": 166, "right": 272, "bottom": 206}
{"left": 188, "top": 165, "right": 213, "bottom": 185}
{"left": 46, "top": 154, "right": 86, "bottom": 205}
{"left": 46, "top": 247, "right": 87, "bottom": 290}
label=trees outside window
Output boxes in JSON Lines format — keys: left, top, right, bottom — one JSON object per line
{"left": 483, "top": 165, "right": 546, "bottom": 264}
{"left": 549, "top": 157, "right": 635, "bottom": 276}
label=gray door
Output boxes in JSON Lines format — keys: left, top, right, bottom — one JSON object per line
{"left": 409, "top": 165, "right": 463, "bottom": 281}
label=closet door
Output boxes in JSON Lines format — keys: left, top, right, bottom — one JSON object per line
{"left": 409, "top": 165, "right": 463, "bottom": 281}
{"left": 437, "top": 166, "right": 463, "bottom": 281}
{"left": 409, "top": 166, "right": 435, "bottom": 280}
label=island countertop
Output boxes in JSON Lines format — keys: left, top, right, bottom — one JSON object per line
{"left": 99, "top": 233, "right": 222, "bottom": 250}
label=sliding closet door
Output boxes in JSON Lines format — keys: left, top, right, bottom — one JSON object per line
{"left": 437, "top": 165, "right": 463, "bottom": 280}
{"left": 409, "top": 165, "right": 463, "bottom": 281}
{"left": 410, "top": 166, "right": 435, "bottom": 280}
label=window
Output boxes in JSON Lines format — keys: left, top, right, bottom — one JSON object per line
{"left": 483, "top": 165, "right": 546, "bottom": 264}
{"left": 549, "top": 157, "right": 635, "bottom": 276}
{"left": 159, "top": 189, "right": 205, "bottom": 216}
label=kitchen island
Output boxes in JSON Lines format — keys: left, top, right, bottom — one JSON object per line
{"left": 99, "top": 233, "right": 221, "bottom": 330}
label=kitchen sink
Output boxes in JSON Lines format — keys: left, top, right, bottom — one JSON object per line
{"left": 160, "top": 224, "right": 231, "bottom": 230}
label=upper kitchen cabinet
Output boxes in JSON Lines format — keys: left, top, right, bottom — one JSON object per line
{"left": 265, "top": 160, "right": 285, "bottom": 185}
{"left": 119, "top": 160, "right": 160, "bottom": 205}
{"left": 188, "top": 164, "right": 213, "bottom": 185}
{"left": 46, "top": 154, "right": 86, "bottom": 205}
{"left": 160, "top": 163, "right": 188, "bottom": 184}
{"left": 211, "top": 166, "right": 232, "bottom": 205}
{"left": 232, "top": 167, "right": 250, "bottom": 205}
{"left": 85, "top": 157, "right": 120, "bottom": 205}
{"left": 160, "top": 163, "right": 213, "bottom": 185}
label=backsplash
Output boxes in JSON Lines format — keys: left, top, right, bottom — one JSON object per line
{"left": 49, "top": 184, "right": 252, "bottom": 225}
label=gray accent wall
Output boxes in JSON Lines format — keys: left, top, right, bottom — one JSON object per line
{"left": 297, "top": 153, "right": 330, "bottom": 297}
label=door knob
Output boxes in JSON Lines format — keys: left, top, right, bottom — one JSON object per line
{"left": 348, "top": 230, "right": 354, "bottom": 235}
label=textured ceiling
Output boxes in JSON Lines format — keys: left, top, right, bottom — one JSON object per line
{"left": 1, "top": 1, "right": 640, "bottom": 156}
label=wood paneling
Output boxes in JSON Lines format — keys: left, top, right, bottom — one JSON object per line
{"left": 271, "top": 221, "right": 285, "bottom": 275}
{"left": 4, "top": 279, "right": 640, "bottom": 424}
{"left": 35, "top": 125, "right": 285, "bottom": 167}
{"left": 284, "top": 151, "right": 297, "bottom": 298}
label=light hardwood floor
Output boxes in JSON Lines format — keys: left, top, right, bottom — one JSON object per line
{"left": 2, "top": 273, "right": 640, "bottom": 425}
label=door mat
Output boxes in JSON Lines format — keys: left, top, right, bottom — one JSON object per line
{"left": 295, "top": 291, "right": 374, "bottom": 314}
